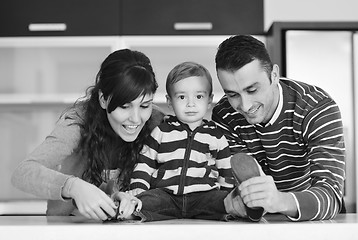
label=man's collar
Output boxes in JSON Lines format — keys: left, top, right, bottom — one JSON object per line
{"left": 266, "top": 82, "right": 283, "bottom": 126}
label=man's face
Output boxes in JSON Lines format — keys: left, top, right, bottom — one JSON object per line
{"left": 217, "top": 60, "right": 280, "bottom": 125}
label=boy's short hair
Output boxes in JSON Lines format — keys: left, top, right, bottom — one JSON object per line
{"left": 166, "top": 61, "right": 213, "bottom": 97}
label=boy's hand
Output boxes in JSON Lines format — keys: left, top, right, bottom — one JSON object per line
{"left": 127, "top": 188, "right": 145, "bottom": 196}
{"left": 111, "top": 191, "right": 142, "bottom": 219}
{"left": 224, "top": 188, "right": 247, "bottom": 218}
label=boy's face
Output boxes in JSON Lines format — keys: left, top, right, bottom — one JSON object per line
{"left": 217, "top": 60, "right": 280, "bottom": 125}
{"left": 167, "top": 76, "right": 213, "bottom": 130}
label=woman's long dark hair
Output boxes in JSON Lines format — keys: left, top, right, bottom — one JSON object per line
{"left": 70, "top": 49, "right": 157, "bottom": 190}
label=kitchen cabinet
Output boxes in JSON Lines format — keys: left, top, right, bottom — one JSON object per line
{"left": 1, "top": 0, "right": 263, "bottom": 37}
{"left": 0, "top": 36, "right": 120, "bottom": 201}
{"left": 267, "top": 22, "right": 358, "bottom": 213}
{"left": 122, "top": 0, "right": 264, "bottom": 35}
{"left": 0, "top": 0, "right": 120, "bottom": 36}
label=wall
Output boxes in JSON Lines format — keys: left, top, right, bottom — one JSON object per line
{"left": 264, "top": 0, "right": 358, "bottom": 30}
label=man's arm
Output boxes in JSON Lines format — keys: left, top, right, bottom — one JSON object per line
{"left": 291, "top": 98, "right": 345, "bottom": 220}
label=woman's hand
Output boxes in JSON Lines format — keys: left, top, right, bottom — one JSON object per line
{"left": 112, "top": 191, "right": 142, "bottom": 219}
{"left": 68, "top": 178, "right": 117, "bottom": 221}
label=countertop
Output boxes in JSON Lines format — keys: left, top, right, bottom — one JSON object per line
{"left": 0, "top": 213, "right": 357, "bottom": 240}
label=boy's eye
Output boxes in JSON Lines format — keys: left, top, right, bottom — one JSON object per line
{"left": 178, "top": 95, "right": 185, "bottom": 100}
{"left": 119, "top": 105, "right": 129, "bottom": 109}
{"left": 196, "top": 95, "right": 204, "bottom": 99}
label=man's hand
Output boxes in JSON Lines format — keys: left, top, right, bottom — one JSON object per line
{"left": 239, "top": 175, "right": 298, "bottom": 217}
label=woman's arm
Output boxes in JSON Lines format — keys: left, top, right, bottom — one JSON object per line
{"left": 11, "top": 115, "right": 82, "bottom": 200}
{"left": 11, "top": 114, "right": 118, "bottom": 220}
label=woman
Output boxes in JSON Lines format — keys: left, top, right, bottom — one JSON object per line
{"left": 11, "top": 49, "right": 164, "bottom": 221}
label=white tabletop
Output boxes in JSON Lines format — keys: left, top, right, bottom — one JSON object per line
{"left": 0, "top": 213, "right": 357, "bottom": 240}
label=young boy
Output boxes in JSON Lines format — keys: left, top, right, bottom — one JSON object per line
{"left": 129, "top": 62, "right": 234, "bottom": 222}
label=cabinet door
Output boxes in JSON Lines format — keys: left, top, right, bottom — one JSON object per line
{"left": 0, "top": 37, "right": 117, "bottom": 96}
{"left": 0, "top": 37, "right": 118, "bottom": 201}
{"left": 0, "top": 0, "right": 120, "bottom": 36}
{"left": 122, "top": 0, "right": 263, "bottom": 35}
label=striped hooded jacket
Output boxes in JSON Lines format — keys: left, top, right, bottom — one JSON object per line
{"left": 130, "top": 115, "right": 234, "bottom": 195}
{"left": 212, "top": 78, "right": 346, "bottom": 221}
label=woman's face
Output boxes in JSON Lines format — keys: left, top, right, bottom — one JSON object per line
{"left": 100, "top": 93, "right": 154, "bottom": 142}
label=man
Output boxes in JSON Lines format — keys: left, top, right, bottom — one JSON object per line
{"left": 212, "top": 35, "right": 345, "bottom": 221}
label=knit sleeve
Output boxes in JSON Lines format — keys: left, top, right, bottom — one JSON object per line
{"left": 291, "top": 98, "right": 345, "bottom": 221}
{"left": 11, "top": 113, "right": 82, "bottom": 201}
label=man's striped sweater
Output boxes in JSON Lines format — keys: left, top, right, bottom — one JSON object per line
{"left": 212, "top": 78, "right": 346, "bottom": 221}
{"left": 130, "top": 115, "right": 234, "bottom": 195}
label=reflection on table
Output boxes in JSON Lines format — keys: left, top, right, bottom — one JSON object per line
{"left": 0, "top": 213, "right": 357, "bottom": 240}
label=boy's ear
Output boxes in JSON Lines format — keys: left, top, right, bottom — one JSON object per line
{"left": 208, "top": 94, "right": 214, "bottom": 110}
{"left": 99, "top": 90, "right": 107, "bottom": 110}
{"left": 166, "top": 95, "right": 173, "bottom": 109}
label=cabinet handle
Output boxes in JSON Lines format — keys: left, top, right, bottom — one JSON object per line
{"left": 28, "top": 23, "right": 67, "bottom": 32}
{"left": 174, "top": 22, "right": 213, "bottom": 31}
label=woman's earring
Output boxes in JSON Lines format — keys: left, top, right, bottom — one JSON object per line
{"left": 99, "top": 97, "right": 107, "bottom": 109}
{"left": 98, "top": 90, "right": 108, "bottom": 109}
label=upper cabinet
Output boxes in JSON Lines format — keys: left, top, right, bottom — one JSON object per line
{"left": 0, "top": 0, "right": 263, "bottom": 36}
{"left": 0, "top": 0, "right": 121, "bottom": 36}
{"left": 122, "top": 0, "right": 264, "bottom": 35}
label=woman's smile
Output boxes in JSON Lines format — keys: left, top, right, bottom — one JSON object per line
{"left": 123, "top": 124, "right": 140, "bottom": 133}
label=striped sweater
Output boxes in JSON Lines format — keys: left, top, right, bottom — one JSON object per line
{"left": 212, "top": 78, "right": 346, "bottom": 221}
{"left": 130, "top": 115, "right": 234, "bottom": 195}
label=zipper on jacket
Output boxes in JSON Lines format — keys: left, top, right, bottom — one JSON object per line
{"left": 177, "top": 129, "right": 196, "bottom": 195}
